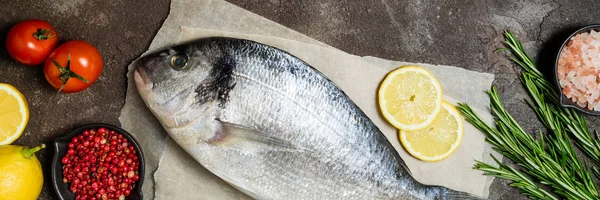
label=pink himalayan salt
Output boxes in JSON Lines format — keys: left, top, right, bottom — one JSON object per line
{"left": 558, "top": 30, "right": 600, "bottom": 111}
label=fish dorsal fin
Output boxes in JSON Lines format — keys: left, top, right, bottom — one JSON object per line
{"left": 398, "top": 156, "right": 412, "bottom": 176}
{"left": 386, "top": 138, "right": 412, "bottom": 176}
{"left": 210, "top": 119, "right": 308, "bottom": 153}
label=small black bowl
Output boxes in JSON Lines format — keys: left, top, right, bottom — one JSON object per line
{"left": 51, "top": 123, "right": 145, "bottom": 200}
{"left": 555, "top": 24, "right": 600, "bottom": 115}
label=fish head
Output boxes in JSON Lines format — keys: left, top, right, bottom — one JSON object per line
{"left": 134, "top": 43, "right": 218, "bottom": 128}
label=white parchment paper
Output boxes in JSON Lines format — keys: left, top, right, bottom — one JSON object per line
{"left": 118, "top": 0, "right": 498, "bottom": 199}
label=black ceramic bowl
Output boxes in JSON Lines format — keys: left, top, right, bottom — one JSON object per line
{"left": 51, "top": 123, "right": 145, "bottom": 200}
{"left": 555, "top": 24, "right": 600, "bottom": 115}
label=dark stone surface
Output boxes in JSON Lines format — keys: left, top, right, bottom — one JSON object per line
{"left": 1, "top": 0, "right": 598, "bottom": 199}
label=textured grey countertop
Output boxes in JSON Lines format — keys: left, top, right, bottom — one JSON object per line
{"left": 1, "top": 0, "right": 596, "bottom": 199}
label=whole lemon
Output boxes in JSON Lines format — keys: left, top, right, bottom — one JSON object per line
{"left": 0, "top": 144, "right": 45, "bottom": 200}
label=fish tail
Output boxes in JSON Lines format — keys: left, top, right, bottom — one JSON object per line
{"left": 446, "top": 189, "right": 486, "bottom": 200}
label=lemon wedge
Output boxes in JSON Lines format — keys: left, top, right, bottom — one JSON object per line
{"left": 378, "top": 66, "right": 443, "bottom": 131}
{"left": 399, "top": 101, "right": 464, "bottom": 162}
{"left": 0, "top": 83, "right": 29, "bottom": 145}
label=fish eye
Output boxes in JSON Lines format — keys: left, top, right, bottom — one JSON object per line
{"left": 169, "top": 53, "right": 189, "bottom": 70}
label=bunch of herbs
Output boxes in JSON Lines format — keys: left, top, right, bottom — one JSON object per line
{"left": 457, "top": 31, "right": 600, "bottom": 199}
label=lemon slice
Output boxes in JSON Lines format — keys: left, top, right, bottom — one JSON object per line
{"left": 399, "top": 101, "right": 464, "bottom": 162}
{"left": 0, "top": 83, "right": 29, "bottom": 145}
{"left": 378, "top": 66, "right": 442, "bottom": 131}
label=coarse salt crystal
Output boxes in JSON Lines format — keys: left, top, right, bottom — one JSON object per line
{"left": 592, "top": 40, "right": 600, "bottom": 48}
{"left": 591, "top": 90, "right": 599, "bottom": 100}
{"left": 572, "top": 88, "right": 582, "bottom": 97}
{"left": 592, "top": 30, "right": 600, "bottom": 39}
{"left": 568, "top": 71, "right": 576, "bottom": 78}
{"left": 577, "top": 100, "right": 587, "bottom": 108}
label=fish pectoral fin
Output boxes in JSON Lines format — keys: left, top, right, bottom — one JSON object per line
{"left": 210, "top": 119, "right": 308, "bottom": 153}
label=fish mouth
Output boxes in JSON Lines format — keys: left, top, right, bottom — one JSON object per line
{"left": 134, "top": 64, "right": 154, "bottom": 102}
{"left": 134, "top": 65, "right": 152, "bottom": 89}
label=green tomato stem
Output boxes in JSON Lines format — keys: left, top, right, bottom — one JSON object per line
{"left": 33, "top": 28, "right": 53, "bottom": 40}
{"left": 50, "top": 52, "right": 89, "bottom": 92}
{"left": 21, "top": 144, "right": 45, "bottom": 159}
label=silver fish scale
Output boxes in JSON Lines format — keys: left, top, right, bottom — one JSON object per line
{"left": 186, "top": 40, "right": 436, "bottom": 199}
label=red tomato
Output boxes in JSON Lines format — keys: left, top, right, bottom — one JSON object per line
{"left": 6, "top": 19, "right": 59, "bottom": 66}
{"left": 43, "top": 40, "right": 103, "bottom": 93}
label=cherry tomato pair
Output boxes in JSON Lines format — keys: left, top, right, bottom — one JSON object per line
{"left": 6, "top": 19, "right": 103, "bottom": 93}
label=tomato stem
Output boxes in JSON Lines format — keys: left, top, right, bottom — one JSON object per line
{"left": 33, "top": 28, "right": 53, "bottom": 40}
{"left": 50, "top": 52, "right": 89, "bottom": 92}
{"left": 21, "top": 144, "right": 46, "bottom": 159}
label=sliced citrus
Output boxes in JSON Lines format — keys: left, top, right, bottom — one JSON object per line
{"left": 399, "top": 101, "right": 464, "bottom": 162}
{"left": 378, "top": 66, "right": 442, "bottom": 131}
{"left": 0, "top": 83, "right": 29, "bottom": 145}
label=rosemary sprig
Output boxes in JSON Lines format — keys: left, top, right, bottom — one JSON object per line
{"left": 459, "top": 103, "right": 557, "bottom": 200}
{"left": 476, "top": 156, "right": 557, "bottom": 200}
{"left": 456, "top": 31, "right": 600, "bottom": 199}
{"left": 502, "top": 31, "right": 600, "bottom": 168}
{"left": 458, "top": 87, "right": 597, "bottom": 199}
